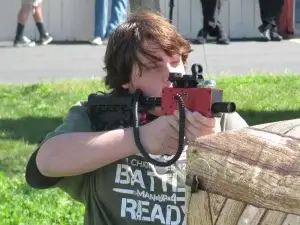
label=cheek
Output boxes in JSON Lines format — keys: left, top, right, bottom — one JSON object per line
{"left": 172, "top": 61, "right": 186, "bottom": 75}
{"left": 179, "top": 62, "right": 186, "bottom": 74}
{"left": 135, "top": 76, "right": 165, "bottom": 96}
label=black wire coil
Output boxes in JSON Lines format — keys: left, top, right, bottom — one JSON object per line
{"left": 132, "top": 90, "right": 186, "bottom": 167}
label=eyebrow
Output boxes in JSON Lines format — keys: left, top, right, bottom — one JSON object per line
{"left": 141, "top": 56, "right": 163, "bottom": 66}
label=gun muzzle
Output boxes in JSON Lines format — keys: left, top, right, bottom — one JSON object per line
{"left": 212, "top": 102, "right": 236, "bottom": 113}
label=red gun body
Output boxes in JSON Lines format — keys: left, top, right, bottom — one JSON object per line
{"left": 161, "top": 87, "right": 223, "bottom": 117}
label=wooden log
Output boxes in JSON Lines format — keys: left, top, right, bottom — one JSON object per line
{"left": 186, "top": 119, "right": 300, "bottom": 225}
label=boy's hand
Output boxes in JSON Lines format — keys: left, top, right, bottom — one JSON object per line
{"left": 139, "top": 109, "right": 220, "bottom": 156}
{"left": 139, "top": 115, "right": 180, "bottom": 156}
{"left": 172, "top": 109, "right": 221, "bottom": 142}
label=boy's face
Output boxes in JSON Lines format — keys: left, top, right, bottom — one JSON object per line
{"left": 122, "top": 41, "right": 186, "bottom": 98}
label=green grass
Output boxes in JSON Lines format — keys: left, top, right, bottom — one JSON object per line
{"left": 0, "top": 75, "right": 300, "bottom": 225}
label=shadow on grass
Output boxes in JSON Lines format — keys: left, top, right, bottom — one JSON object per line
{"left": 238, "top": 110, "right": 299, "bottom": 126}
{"left": 0, "top": 111, "right": 298, "bottom": 176}
{"left": 0, "top": 116, "right": 63, "bottom": 145}
{"left": 0, "top": 110, "right": 299, "bottom": 144}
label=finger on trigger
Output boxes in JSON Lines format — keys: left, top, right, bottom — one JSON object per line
{"left": 174, "top": 108, "right": 190, "bottom": 119}
{"left": 168, "top": 115, "right": 180, "bottom": 131}
{"left": 174, "top": 110, "right": 180, "bottom": 119}
{"left": 193, "top": 111, "right": 216, "bottom": 127}
{"left": 184, "top": 119, "right": 198, "bottom": 136}
{"left": 184, "top": 109, "right": 196, "bottom": 125}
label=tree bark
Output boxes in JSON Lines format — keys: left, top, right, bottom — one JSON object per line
{"left": 186, "top": 118, "right": 300, "bottom": 225}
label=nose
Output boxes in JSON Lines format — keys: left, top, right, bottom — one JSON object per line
{"left": 166, "top": 63, "right": 185, "bottom": 75}
{"left": 164, "top": 63, "right": 185, "bottom": 83}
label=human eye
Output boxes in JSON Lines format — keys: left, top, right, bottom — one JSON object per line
{"left": 171, "top": 60, "right": 180, "bottom": 67}
{"left": 170, "top": 55, "right": 181, "bottom": 67}
{"left": 152, "top": 65, "right": 163, "bottom": 70}
{"left": 149, "top": 64, "right": 163, "bottom": 71}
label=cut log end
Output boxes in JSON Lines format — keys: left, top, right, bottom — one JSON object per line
{"left": 186, "top": 119, "right": 300, "bottom": 224}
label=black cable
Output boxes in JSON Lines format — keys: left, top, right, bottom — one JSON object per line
{"left": 132, "top": 90, "right": 186, "bottom": 167}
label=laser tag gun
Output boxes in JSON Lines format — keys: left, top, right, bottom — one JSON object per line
{"left": 87, "top": 64, "right": 236, "bottom": 167}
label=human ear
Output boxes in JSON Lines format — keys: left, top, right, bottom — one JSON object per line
{"left": 121, "top": 83, "right": 130, "bottom": 89}
{"left": 122, "top": 82, "right": 135, "bottom": 93}
{"left": 122, "top": 66, "right": 137, "bottom": 90}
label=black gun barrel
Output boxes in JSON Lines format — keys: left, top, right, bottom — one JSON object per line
{"left": 212, "top": 102, "right": 236, "bottom": 113}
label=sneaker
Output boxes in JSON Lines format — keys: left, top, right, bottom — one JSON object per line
{"left": 194, "top": 24, "right": 230, "bottom": 45}
{"left": 271, "top": 31, "right": 283, "bottom": 41}
{"left": 215, "top": 25, "right": 230, "bottom": 45}
{"left": 90, "top": 37, "right": 103, "bottom": 46}
{"left": 258, "top": 25, "right": 271, "bottom": 41}
{"left": 41, "top": 33, "right": 53, "bottom": 45}
{"left": 13, "top": 36, "right": 36, "bottom": 47}
{"left": 194, "top": 28, "right": 208, "bottom": 44}
{"left": 270, "top": 26, "right": 283, "bottom": 41}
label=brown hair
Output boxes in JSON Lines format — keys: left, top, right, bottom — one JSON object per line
{"left": 104, "top": 11, "right": 192, "bottom": 91}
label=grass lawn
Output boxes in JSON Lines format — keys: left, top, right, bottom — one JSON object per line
{"left": 0, "top": 75, "right": 300, "bottom": 225}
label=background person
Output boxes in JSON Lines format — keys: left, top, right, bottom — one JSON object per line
{"left": 258, "top": 0, "right": 285, "bottom": 41}
{"left": 13, "top": 0, "right": 53, "bottom": 47}
{"left": 91, "top": 0, "right": 129, "bottom": 45}
{"left": 195, "top": 0, "right": 230, "bottom": 45}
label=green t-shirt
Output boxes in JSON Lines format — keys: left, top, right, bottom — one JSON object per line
{"left": 32, "top": 100, "right": 248, "bottom": 225}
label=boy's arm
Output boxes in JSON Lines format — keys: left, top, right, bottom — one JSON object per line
{"left": 26, "top": 102, "right": 93, "bottom": 202}
{"left": 25, "top": 102, "right": 139, "bottom": 195}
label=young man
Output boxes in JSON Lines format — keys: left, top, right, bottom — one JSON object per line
{"left": 258, "top": 0, "right": 284, "bottom": 41}
{"left": 26, "top": 11, "right": 248, "bottom": 225}
{"left": 195, "top": 0, "right": 230, "bottom": 45}
{"left": 91, "top": 0, "right": 129, "bottom": 45}
{"left": 14, "top": 0, "right": 53, "bottom": 47}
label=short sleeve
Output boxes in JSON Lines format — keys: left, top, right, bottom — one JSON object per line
{"left": 25, "top": 101, "right": 93, "bottom": 203}
{"left": 45, "top": 101, "right": 93, "bottom": 138}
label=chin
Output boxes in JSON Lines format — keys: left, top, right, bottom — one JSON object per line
{"left": 149, "top": 107, "right": 164, "bottom": 116}
{"left": 144, "top": 88, "right": 165, "bottom": 98}
{"left": 143, "top": 93, "right": 162, "bottom": 98}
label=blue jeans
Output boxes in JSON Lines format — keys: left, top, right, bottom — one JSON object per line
{"left": 94, "top": 0, "right": 129, "bottom": 38}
